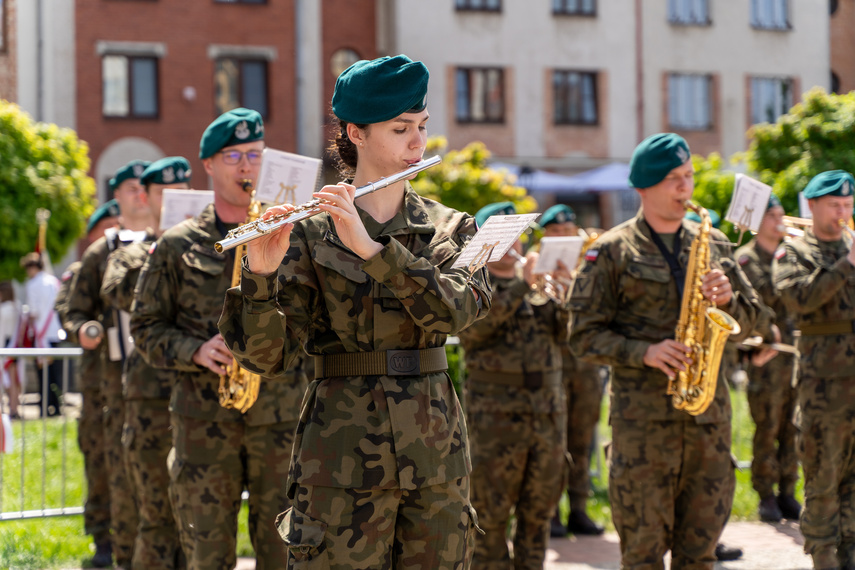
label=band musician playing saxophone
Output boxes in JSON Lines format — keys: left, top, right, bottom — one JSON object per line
{"left": 568, "top": 133, "right": 764, "bottom": 569}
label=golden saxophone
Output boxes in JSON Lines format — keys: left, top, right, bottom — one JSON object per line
{"left": 218, "top": 179, "right": 262, "bottom": 413}
{"left": 668, "top": 202, "right": 741, "bottom": 416}
{"left": 215, "top": 155, "right": 441, "bottom": 253}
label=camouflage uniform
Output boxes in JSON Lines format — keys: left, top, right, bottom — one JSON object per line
{"left": 219, "top": 187, "right": 492, "bottom": 569}
{"left": 101, "top": 239, "right": 184, "bottom": 569}
{"left": 458, "top": 272, "right": 568, "bottom": 569}
{"left": 735, "top": 239, "right": 799, "bottom": 502}
{"left": 131, "top": 204, "right": 307, "bottom": 570}
{"left": 569, "top": 213, "right": 761, "bottom": 569}
{"left": 773, "top": 228, "right": 855, "bottom": 568}
{"left": 63, "top": 232, "right": 142, "bottom": 566}
{"left": 55, "top": 261, "right": 111, "bottom": 545}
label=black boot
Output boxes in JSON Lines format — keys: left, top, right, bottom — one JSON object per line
{"left": 715, "top": 543, "right": 743, "bottom": 561}
{"left": 550, "top": 512, "right": 568, "bottom": 538}
{"left": 777, "top": 493, "right": 802, "bottom": 520}
{"left": 91, "top": 539, "right": 112, "bottom": 568}
{"left": 758, "top": 494, "right": 783, "bottom": 522}
{"left": 567, "top": 509, "right": 604, "bottom": 536}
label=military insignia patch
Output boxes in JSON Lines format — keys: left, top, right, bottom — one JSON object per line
{"left": 61, "top": 270, "right": 74, "bottom": 282}
{"left": 133, "top": 164, "right": 145, "bottom": 177}
{"left": 774, "top": 247, "right": 786, "bottom": 260}
{"left": 585, "top": 249, "right": 599, "bottom": 262}
{"left": 235, "top": 121, "right": 250, "bottom": 140}
{"left": 148, "top": 242, "right": 158, "bottom": 255}
{"left": 162, "top": 167, "right": 175, "bottom": 184}
{"left": 738, "top": 255, "right": 749, "bottom": 266}
{"left": 676, "top": 146, "right": 690, "bottom": 164}
{"left": 843, "top": 181, "right": 851, "bottom": 196}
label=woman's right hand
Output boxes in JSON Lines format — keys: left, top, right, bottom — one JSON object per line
{"left": 246, "top": 205, "right": 295, "bottom": 277}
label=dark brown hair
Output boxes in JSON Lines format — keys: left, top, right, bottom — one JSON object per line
{"left": 327, "top": 118, "right": 368, "bottom": 179}
{"left": 0, "top": 281, "right": 14, "bottom": 303}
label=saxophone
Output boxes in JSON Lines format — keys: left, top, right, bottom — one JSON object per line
{"left": 667, "top": 202, "right": 741, "bottom": 416}
{"left": 218, "top": 180, "right": 262, "bottom": 413}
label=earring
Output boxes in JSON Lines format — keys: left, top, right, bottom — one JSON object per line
{"left": 359, "top": 142, "right": 364, "bottom": 147}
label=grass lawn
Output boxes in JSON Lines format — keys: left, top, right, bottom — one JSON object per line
{"left": 0, "top": 384, "right": 801, "bottom": 568}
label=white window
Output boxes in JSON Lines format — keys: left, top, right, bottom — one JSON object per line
{"left": 751, "top": 77, "right": 793, "bottom": 124}
{"left": 751, "top": 0, "right": 789, "bottom": 30}
{"left": 553, "top": 0, "right": 596, "bottom": 16}
{"left": 102, "top": 55, "right": 158, "bottom": 118}
{"left": 456, "top": 67, "right": 505, "bottom": 123}
{"left": 553, "top": 70, "right": 598, "bottom": 125}
{"left": 668, "top": 0, "right": 709, "bottom": 25}
{"left": 668, "top": 74, "right": 712, "bottom": 130}
{"left": 456, "top": 0, "right": 501, "bottom": 11}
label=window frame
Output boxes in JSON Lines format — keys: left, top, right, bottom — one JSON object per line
{"left": 455, "top": 66, "right": 506, "bottom": 125}
{"left": 750, "top": 76, "right": 793, "bottom": 125}
{"left": 552, "top": 69, "right": 599, "bottom": 126}
{"left": 213, "top": 0, "right": 267, "bottom": 4}
{"left": 750, "top": 0, "right": 790, "bottom": 30}
{"left": 0, "top": 0, "right": 6, "bottom": 53}
{"left": 455, "top": 0, "right": 502, "bottom": 13}
{"left": 667, "top": 0, "right": 711, "bottom": 26}
{"left": 101, "top": 53, "right": 160, "bottom": 120}
{"left": 213, "top": 56, "right": 270, "bottom": 120}
{"left": 667, "top": 73, "right": 713, "bottom": 131}
{"left": 552, "top": 0, "right": 596, "bottom": 17}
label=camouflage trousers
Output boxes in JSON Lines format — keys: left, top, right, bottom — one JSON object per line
{"left": 78, "top": 386, "right": 110, "bottom": 541}
{"left": 609, "top": 419, "right": 735, "bottom": 570}
{"left": 746, "top": 355, "right": 798, "bottom": 499}
{"left": 104, "top": 391, "right": 138, "bottom": 565}
{"left": 468, "top": 408, "right": 567, "bottom": 570}
{"left": 169, "top": 414, "right": 295, "bottom": 570}
{"left": 797, "top": 376, "right": 855, "bottom": 568}
{"left": 123, "top": 398, "right": 183, "bottom": 569}
{"left": 281, "top": 477, "right": 476, "bottom": 569}
{"left": 565, "top": 361, "right": 605, "bottom": 509}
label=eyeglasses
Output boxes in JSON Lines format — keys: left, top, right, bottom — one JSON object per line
{"left": 219, "top": 149, "right": 263, "bottom": 165}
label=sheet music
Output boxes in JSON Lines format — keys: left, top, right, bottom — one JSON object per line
{"left": 452, "top": 214, "right": 540, "bottom": 271}
{"left": 159, "top": 190, "right": 214, "bottom": 230}
{"left": 798, "top": 192, "right": 812, "bottom": 219}
{"left": 254, "top": 148, "right": 323, "bottom": 205}
{"left": 724, "top": 174, "right": 772, "bottom": 232}
{"left": 532, "top": 236, "right": 584, "bottom": 273}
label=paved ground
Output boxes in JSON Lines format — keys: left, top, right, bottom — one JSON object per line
{"left": 230, "top": 520, "right": 812, "bottom": 570}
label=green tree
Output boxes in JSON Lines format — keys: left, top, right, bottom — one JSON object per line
{"left": 0, "top": 100, "right": 96, "bottom": 281}
{"left": 690, "top": 152, "right": 744, "bottom": 242}
{"left": 412, "top": 136, "right": 538, "bottom": 217}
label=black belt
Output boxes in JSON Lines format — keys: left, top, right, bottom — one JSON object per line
{"left": 314, "top": 347, "right": 448, "bottom": 379}
{"left": 800, "top": 320, "right": 855, "bottom": 336}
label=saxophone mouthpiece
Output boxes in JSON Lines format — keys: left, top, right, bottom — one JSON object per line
{"left": 240, "top": 179, "right": 253, "bottom": 193}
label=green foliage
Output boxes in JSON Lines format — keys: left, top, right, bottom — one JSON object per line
{"left": 0, "top": 100, "right": 96, "bottom": 281}
{"left": 743, "top": 87, "right": 855, "bottom": 215}
{"left": 689, "top": 153, "right": 745, "bottom": 243}
{"left": 411, "top": 136, "right": 538, "bottom": 218}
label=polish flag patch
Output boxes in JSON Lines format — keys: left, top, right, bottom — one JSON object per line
{"left": 148, "top": 242, "right": 158, "bottom": 255}
{"left": 774, "top": 247, "right": 786, "bottom": 260}
{"left": 585, "top": 249, "right": 599, "bottom": 262}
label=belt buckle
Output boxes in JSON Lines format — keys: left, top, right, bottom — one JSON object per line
{"left": 386, "top": 350, "right": 420, "bottom": 376}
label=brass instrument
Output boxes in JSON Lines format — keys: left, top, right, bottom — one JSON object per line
{"left": 215, "top": 156, "right": 441, "bottom": 253}
{"left": 577, "top": 227, "right": 599, "bottom": 266}
{"left": 668, "top": 202, "right": 741, "bottom": 416}
{"left": 218, "top": 179, "right": 262, "bottom": 413}
{"left": 839, "top": 218, "right": 855, "bottom": 247}
{"left": 509, "top": 249, "right": 568, "bottom": 305}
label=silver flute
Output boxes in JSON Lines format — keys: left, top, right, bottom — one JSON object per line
{"left": 215, "top": 155, "right": 441, "bottom": 253}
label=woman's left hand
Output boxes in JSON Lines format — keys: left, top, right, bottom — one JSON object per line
{"left": 315, "top": 183, "right": 383, "bottom": 259}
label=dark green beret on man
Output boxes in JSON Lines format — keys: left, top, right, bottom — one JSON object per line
{"left": 540, "top": 204, "right": 576, "bottom": 227}
{"left": 628, "top": 133, "right": 691, "bottom": 189}
{"left": 109, "top": 160, "right": 152, "bottom": 192}
{"left": 141, "top": 157, "right": 192, "bottom": 186}
{"left": 332, "top": 54, "right": 429, "bottom": 125}
{"left": 86, "top": 199, "right": 121, "bottom": 233}
{"left": 803, "top": 170, "right": 855, "bottom": 200}
{"left": 475, "top": 201, "right": 516, "bottom": 229}
{"left": 199, "top": 107, "right": 264, "bottom": 159}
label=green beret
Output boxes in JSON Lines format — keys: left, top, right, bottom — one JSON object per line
{"left": 629, "top": 133, "right": 691, "bottom": 189}
{"left": 803, "top": 170, "right": 855, "bottom": 200}
{"left": 141, "top": 156, "right": 192, "bottom": 186}
{"left": 109, "top": 160, "right": 151, "bottom": 192}
{"left": 685, "top": 208, "right": 721, "bottom": 229}
{"left": 87, "top": 199, "right": 120, "bottom": 233}
{"left": 332, "top": 55, "right": 429, "bottom": 125}
{"left": 475, "top": 201, "right": 516, "bottom": 228}
{"left": 540, "top": 204, "right": 576, "bottom": 227}
{"left": 767, "top": 194, "right": 782, "bottom": 210}
{"left": 199, "top": 107, "right": 264, "bottom": 159}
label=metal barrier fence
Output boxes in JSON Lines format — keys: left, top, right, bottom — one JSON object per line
{"left": 0, "top": 347, "right": 84, "bottom": 521}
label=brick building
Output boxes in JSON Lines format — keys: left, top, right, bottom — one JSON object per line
{"left": 0, "top": 0, "right": 16, "bottom": 102}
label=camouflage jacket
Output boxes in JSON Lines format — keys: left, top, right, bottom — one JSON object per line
{"left": 568, "top": 212, "right": 760, "bottom": 424}
{"left": 458, "top": 273, "right": 568, "bottom": 415}
{"left": 55, "top": 261, "right": 101, "bottom": 390}
{"left": 131, "top": 204, "right": 307, "bottom": 426}
{"left": 735, "top": 239, "right": 795, "bottom": 345}
{"left": 219, "top": 186, "right": 492, "bottom": 490}
{"left": 101, "top": 240, "right": 172, "bottom": 400}
{"left": 773, "top": 228, "right": 855, "bottom": 379}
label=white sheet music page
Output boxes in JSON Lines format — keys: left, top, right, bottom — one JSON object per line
{"left": 725, "top": 174, "right": 772, "bottom": 232}
{"left": 159, "top": 189, "right": 215, "bottom": 230}
{"left": 254, "top": 148, "right": 323, "bottom": 206}
{"left": 452, "top": 214, "right": 540, "bottom": 271}
{"left": 532, "top": 236, "right": 584, "bottom": 273}
{"left": 798, "top": 192, "right": 812, "bottom": 219}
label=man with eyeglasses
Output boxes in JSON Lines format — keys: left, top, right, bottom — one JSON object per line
{"left": 131, "top": 108, "right": 309, "bottom": 569}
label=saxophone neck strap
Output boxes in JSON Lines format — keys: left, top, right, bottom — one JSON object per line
{"left": 646, "top": 222, "right": 685, "bottom": 299}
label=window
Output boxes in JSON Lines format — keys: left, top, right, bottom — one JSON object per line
{"left": 214, "top": 58, "right": 269, "bottom": 119}
{"left": 553, "top": 70, "right": 598, "bottom": 125}
{"left": 553, "top": 0, "right": 595, "bottom": 16}
{"left": 668, "top": 0, "right": 709, "bottom": 25}
{"left": 455, "top": 67, "right": 505, "bottom": 123}
{"left": 751, "top": 0, "right": 789, "bottom": 30}
{"left": 455, "top": 0, "right": 501, "bottom": 12}
{"left": 214, "top": 0, "right": 266, "bottom": 3}
{"left": 668, "top": 74, "right": 712, "bottom": 130}
{"left": 751, "top": 77, "right": 793, "bottom": 124}
{"left": 330, "top": 49, "right": 360, "bottom": 78}
{"left": 0, "top": 0, "right": 5, "bottom": 53}
{"left": 102, "top": 55, "right": 159, "bottom": 118}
